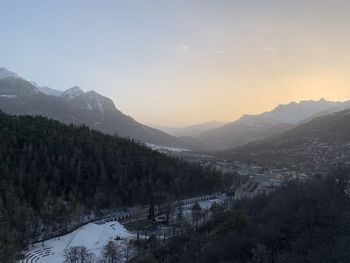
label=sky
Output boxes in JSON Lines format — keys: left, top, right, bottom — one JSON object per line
{"left": 1, "top": 0, "right": 350, "bottom": 127}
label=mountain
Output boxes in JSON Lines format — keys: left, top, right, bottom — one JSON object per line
{"left": 0, "top": 70, "right": 190, "bottom": 148}
{"left": 0, "top": 111, "right": 222, "bottom": 261}
{"left": 61, "top": 89, "right": 189, "bottom": 146}
{"left": 0, "top": 66, "right": 19, "bottom": 79}
{"left": 31, "top": 81, "right": 63, "bottom": 96}
{"left": 0, "top": 77, "right": 88, "bottom": 122}
{"left": 197, "top": 99, "right": 350, "bottom": 150}
{"left": 150, "top": 121, "right": 226, "bottom": 137}
{"left": 0, "top": 67, "right": 63, "bottom": 96}
{"left": 60, "top": 85, "right": 84, "bottom": 99}
{"left": 221, "top": 109, "right": 350, "bottom": 173}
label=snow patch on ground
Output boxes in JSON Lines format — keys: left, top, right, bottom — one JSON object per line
{"left": 20, "top": 221, "right": 134, "bottom": 263}
{"left": 0, "top": 94, "right": 17, "bottom": 98}
{"left": 145, "top": 143, "right": 190, "bottom": 153}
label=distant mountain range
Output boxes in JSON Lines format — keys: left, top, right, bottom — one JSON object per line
{"left": 0, "top": 67, "right": 189, "bottom": 148}
{"left": 0, "top": 66, "right": 19, "bottom": 79}
{"left": 149, "top": 121, "right": 226, "bottom": 137}
{"left": 1, "top": 66, "right": 350, "bottom": 153}
{"left": 30, "top": 81, "right": 63, "bottom": 96}
{"left": 194, "top": 98, "right": 350, "bottom": 150}
{"left": 220, "top": 109, "right": 350, "bottom": 173}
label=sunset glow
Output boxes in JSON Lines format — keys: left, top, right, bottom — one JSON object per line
{"left": 1, "top": 0, "right": 349, "bottom": 126}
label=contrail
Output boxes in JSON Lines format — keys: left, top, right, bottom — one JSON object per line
{"left": 205, "top": 48, "right": 279, "bottom": 55}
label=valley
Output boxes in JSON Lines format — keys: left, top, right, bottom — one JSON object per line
{"left": 1, "top": 69, "right": 350, "bottom": 263}
{"left": 2, "top": 2, "right": 350, "bottom": 262}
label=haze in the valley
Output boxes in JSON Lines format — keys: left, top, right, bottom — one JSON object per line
{"left": 1, "top": 0, "right": 350, "bottom": 126}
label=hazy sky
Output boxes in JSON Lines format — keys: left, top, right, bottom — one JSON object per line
{"left": 1, "top": 0, "right": 350, "bottom": 126}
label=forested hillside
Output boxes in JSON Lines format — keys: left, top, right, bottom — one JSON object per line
{"left": 137, "top": 169, "right": 350, "bottom": 263}
{"left": 0, "top": 111, "right": 222, "bottom": 262}
{"left": 221, "top": 109, "right": 350, "bottom": 173}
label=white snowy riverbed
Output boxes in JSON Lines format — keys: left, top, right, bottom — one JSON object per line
{"left": 19, "top": 221, "right": 134, "bottom": 263}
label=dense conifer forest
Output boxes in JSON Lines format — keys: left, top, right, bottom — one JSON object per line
{"left": 0, "top": 111, "right": 222, "bottom": 261}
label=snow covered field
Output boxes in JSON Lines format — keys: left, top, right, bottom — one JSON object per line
{"left": 20, "top": 221, "right": 134, "bottom": 263}
{"left": 145, "top": 143, "right": 190, "bottom": 153}
{"left": 19, "top": 195, "right": 225, "bottom": 262}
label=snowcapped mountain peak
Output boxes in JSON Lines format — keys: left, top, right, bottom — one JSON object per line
{"left": 0, "top": 67, "right": 20, "bottom": 79}
{"left": 70, "top": 86, "right": 84, "bottom": 93}
{"left": 85, "top": 90, "right": 100, "bottom": 96}
{"left": 63, "top": 89, "right": 116, "bottom": 113}
{"left": 199, "top": 98, "right": 350, "bottom": 150}
{"left": 30, "top": 81, "right": 63, "bottom": 96}
{"left": 83, "top": 90, "right": 112, "bottom": 112}
{"left": 61, "top": 86, "right": 84, "bottom": 100}
{"left": 84, "top": 90, "right": 110, "bottom": 101}
{"left": 261, "top": 99, "right": 345, "bottom": 124}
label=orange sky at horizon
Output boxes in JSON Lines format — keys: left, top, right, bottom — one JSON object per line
{"left": 2, "top": 1, "right": 350, "bottom": 127}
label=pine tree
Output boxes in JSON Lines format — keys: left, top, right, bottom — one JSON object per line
{"left": 148, "top": 191, "right": 155, "bottom": 222}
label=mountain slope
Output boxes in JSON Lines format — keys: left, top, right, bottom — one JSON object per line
{"left": 60, "top": 85, "right": 84, "bottom": 99}
{"left": 150, "top": 121, "right": 226, "bottom": 137}
{"left": 31, "top": 81, "right": 63, "bottom": 96}
{"left": 198, "top": 99, "right": 350, "bottom": 150}
{"left": 0, "top": 77, "right": 89, "bottom": 123}
{"left": 0, "top": 75, "right": 188, "bottom": 148}
{"left": 0, "top": 66, "right": 19, "bottom": 79}
{"left": 0, "top": 110, "right": 222, "bottom": 261}
{"left": 221, "top": 109, "right": 350, "bottom": 173}
{"left": 0, "top": 67, "right": 63, "bottom": 96}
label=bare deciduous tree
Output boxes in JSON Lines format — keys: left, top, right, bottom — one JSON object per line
{"left": 64, "top": 246, "right": 95, "bottom": 263}
{"left": 101, "top": 241, "right": 118, "bottom": 263}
